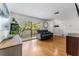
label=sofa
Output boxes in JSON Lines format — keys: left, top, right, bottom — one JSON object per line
{"left": 37, "top": 30, "right": 53, "bottom": 40}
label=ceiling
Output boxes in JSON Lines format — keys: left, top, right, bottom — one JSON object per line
{"left": 7, "top": 3, "right": 78, "bottom": 20}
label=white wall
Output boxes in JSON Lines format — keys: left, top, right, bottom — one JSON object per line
{"left": 10, "top": 12, "right": 44, "bottom": 30}
{"left": 48, "top": 17, "right": 79, "bottom": 36}
{"left": 48, "top": 19, "right": 67, "bottom": 36}
{"left": 63, "top": 17, "right": 79, "bottom": 33}
{"left": 48, "top": 20, "right": 54, "bottom": 32}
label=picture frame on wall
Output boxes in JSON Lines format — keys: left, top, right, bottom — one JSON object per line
{"left": 43, "top": 21, "right": 49, "bottom": 29}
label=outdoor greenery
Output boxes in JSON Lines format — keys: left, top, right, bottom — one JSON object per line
{"left": 10, "top": 17, "right": 41, "bottom": 37}
{"left": 32, "top": 23, "right": 40, "bottom": 30}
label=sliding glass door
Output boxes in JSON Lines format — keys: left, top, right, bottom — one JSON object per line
{"left": 21, "top": 21, "right": 32, "bottom": 41}
{"left": 21, "top": 21, "right": 41, "bottom": 41}
{"left": 32, "top": 22, "right": 40, "bottom": 39}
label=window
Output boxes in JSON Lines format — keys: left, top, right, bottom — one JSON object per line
{"left": 32, "top": 23, "right": 41, "bottom": 30}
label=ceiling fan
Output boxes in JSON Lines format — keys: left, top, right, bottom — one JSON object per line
{"left": 75, "top": 3, "right": 79, "bottom": 16}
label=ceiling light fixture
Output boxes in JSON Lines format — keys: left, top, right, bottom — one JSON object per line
{"left": 54, "top": 11, "right": 59, "bottom": 15}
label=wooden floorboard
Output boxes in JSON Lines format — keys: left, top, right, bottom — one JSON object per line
{"left": 22, "top": 36, "right": 66, "bottom": 56}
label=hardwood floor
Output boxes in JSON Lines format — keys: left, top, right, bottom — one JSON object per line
{"left": 22, "top": 36, "right": 66, "bottom": 56}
